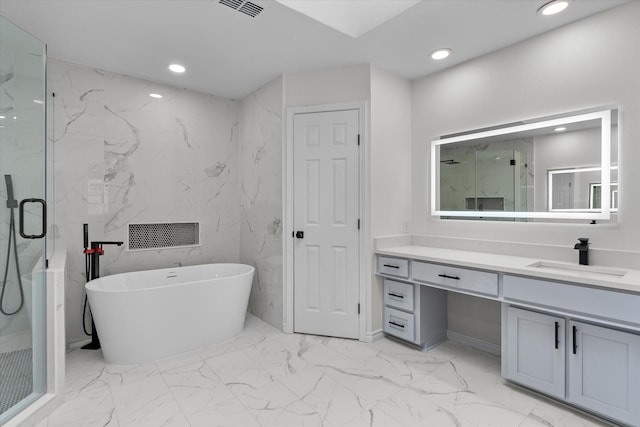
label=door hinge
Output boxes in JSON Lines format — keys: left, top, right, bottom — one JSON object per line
{"left": 510, "top": 159, "right": 516, "bottom": 166}
{"left": 358, "top": 303, "right": 360, "bottom": 314}
{"left": 357, "top": 134, "right": 360, "bottom": 146}
{"left": 357, "top": 219, "right": 360, "bottom": 230}
{"left": 45, "top": 259, "right": 49, "bottom": 269}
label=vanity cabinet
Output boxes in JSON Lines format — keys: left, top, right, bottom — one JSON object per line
{"left": 382, "top": 279, "right": 446, "bottom": 349}
{"left": 376, "top": 252, "right": 640, "bottom": 426}
{"left": 505, "top": 305, "right": 640, "bottom": 426}
{"left": 568, "top": 320, "right": 640, "bottom": 425}
{"left": 505, "top": 306, "right": 565, "bottom": 399}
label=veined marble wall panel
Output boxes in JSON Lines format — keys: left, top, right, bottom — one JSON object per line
{"left": 49, "top": 59, "right": 240, "bottom": 344}
{"left": 238, "top": 76, "right": 283, "bottom": 330}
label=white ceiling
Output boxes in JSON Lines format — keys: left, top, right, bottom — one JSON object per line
{"left": 0, "top": 0, "right": 627, "bottom": 100}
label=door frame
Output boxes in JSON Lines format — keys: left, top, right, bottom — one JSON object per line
{"left": 283, "top": 102, "right": 368, "bottom": 341}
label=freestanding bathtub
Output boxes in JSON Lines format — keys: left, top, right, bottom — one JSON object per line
{"left": 85, "top": 263, "right": 254, "bottom": 365}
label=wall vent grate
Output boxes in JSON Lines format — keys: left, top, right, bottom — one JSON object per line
{"left": 219, "top": 0, "right": 263, "bottom": 17}
{"left": 128, "top": 222, "right": 200, "bottom": 250}
{"left": 219, "top": 0, "right": 243, "bottom": 10}
{"left": 239, "top": 1, "right": 263, "bottom": 17}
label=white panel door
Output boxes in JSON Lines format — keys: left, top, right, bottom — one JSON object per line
{"left": 505, "top": 306, "right": 566, "bottom": 399}
{"left": 293, "top": 109, "right": 359, "bottom": 339}
{"left": 568, "top": 321, "right": 640, "bottom": 426}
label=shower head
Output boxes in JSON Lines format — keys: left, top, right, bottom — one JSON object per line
{"left": 4, "top": 175, "right": 17, "bottom": 208}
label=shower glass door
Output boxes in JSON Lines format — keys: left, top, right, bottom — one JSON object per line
{"left": 0, "top": 15, "right": 47, "bottom": 424}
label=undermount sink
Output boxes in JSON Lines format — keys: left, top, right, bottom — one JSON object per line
{"left": 527, "top": 261, "right": 628, "bottom": 278}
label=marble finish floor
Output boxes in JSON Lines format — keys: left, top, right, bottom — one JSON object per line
{"left": 36, "top": 314, "right": 610, "bottom": 427}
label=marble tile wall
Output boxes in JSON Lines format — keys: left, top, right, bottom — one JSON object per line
{"left": 49, "top": 59, "right": 241, "bottom": 344}
{"left": 238, "top": 76, "right": 284, "bottom": 331}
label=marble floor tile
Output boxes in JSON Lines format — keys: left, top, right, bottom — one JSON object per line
{"left": 47, "top": 378, "right": 116, "bottom": 427}
{"left": 162, "top": 360, "right": 235, "bottom": 415}
{"left": 300, "top": 373, "right": 374, "bottom": 427}
{"left": 185, "top": 396, "right": 260, "bottom": 427}
{"left": 40, "top": 315, "right": 614, "bottom": 427}
{"left": 521, "top": 399, "right": 612, "bottom": 427}
{"left": 204, "top": 347, "right": 274, "bottom": 389}
{"left": 155, "top": 348, "right": 204, "bottom": 373}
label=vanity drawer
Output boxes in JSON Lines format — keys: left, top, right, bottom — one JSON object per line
{"left": 384, "top": 280, "right": 414, "bottom": 312}
{"left": 383, "top": 307, "right": 415, "bottom": 343}
{"left": 503, "top": 275, "right": 640, "bottom": 325}
{"left": 377, "top": 256, "right": 409, "bottom": 278}
{"left": 412, "top": 261, "right": 498, "bottom": 296}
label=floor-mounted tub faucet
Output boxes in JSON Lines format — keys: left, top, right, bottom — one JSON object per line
{"left": 574, "top": 237, "right": 590, "bottom": 265}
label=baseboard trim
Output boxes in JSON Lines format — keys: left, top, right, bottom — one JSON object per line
{"left": 364, "top": 329, "right": 384, "bottom": 342}
{"left": 447, "top": 330, "right": 501, "bottom": 356}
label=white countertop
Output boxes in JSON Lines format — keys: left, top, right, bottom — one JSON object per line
{"left": 376, "top": 245, "right": 640, "bottom": 294}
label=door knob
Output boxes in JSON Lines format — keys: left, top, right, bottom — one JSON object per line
{"left": 295, "top": 231, "right": 304, "bottom": 239}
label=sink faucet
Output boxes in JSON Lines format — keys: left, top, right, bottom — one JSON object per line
{"left": 574, "top": 238, "right": 590, "bottom": 265}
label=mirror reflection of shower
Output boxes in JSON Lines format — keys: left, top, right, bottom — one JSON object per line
{"left": 1, "top": 175, "right": 24, "bottom": 316}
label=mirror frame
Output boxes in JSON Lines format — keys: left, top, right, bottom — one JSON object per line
{"left": 430, "top": 109, "right": 613, "bottom": 220}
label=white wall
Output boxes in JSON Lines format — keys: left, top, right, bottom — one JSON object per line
{"left": 411, "top": 3, "right": 640, "bottom": 346}
{"left": 283, "top": 65, "right": 412, "bottom": 338}
{"left": 369, "top": 67, "right": 412, "bottom": 336}
{"left": 413, "top": 2, "right": 640, "bottom": 253}
{"left": 238, "top": 76, "right": 284, "bottom": 330}
{"left": 49, "top": 59, "right": 241, "bottom": 344}
{"left": 284, "top": 65, "right": 371, "bottom": 108}
{"left": 284, "top": 65, "right": 375, "bottom": 335}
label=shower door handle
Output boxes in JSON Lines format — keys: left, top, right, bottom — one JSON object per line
{"left": 19, "top": 198, "right": 47, "bottom": 239}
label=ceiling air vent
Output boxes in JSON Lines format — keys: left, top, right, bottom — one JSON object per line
{"left": 219, "top": 0, "right": 243, "bottom": 10}
{"left": 238, "top": 2, "right": 263, "bottom": 17}
{"left": 219, "top": 0, "right": 263, "bottom": 18}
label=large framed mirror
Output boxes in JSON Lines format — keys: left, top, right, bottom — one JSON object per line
{"left": 430, "top": 109, "right": 617, "bottom": 220}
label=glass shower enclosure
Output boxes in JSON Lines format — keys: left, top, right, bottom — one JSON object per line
{"left": 0, "top": 15, "right": 48, "bottom": 425}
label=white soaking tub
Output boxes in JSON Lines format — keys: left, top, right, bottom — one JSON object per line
{"left": 85, "top": 263, "right": 254, "bottom": 365}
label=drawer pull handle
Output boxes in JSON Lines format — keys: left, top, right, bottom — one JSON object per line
{"left": 388, "top": 321, "right": 405, "bottom": 329}
{"left": 388, "top": 293, "right": 404, "bottom": 299}
{"left": 555, "top": 322, "right": 559, "bottom": 349}
{"left": 383, "top": 264, "right": 400, "bottom": 269}
{"left": 572, "top": 325, "right": 578, "bottom": 354}
{"left": 438, "top": 273, "right": 460, "bottom": 280}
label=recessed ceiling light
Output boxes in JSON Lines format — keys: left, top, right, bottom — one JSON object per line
{"left": 430, "top": 48, "right": 452, "bottom": 60}
{"left": 169, "top": 63, "right": 186, "bottom": 73}
{"left": 33, "top": 99, "right": 44, "bottom": 104}
{"left": 0, "top": 115, "right": 5, "bottom": 119}
{"left": 149, "top": 93, "right": 163, "bottom": 99}
{"left": 554, "top": 127, "right": 567, "bottom": 132}
{"left": 12, "top": 116, "right": 17, "bottom": 120}
{"left": 538, "top": 0, "right": 569, "bottom": 16}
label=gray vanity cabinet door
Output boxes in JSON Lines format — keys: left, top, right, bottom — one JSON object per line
{"left": 506, "top": 307, "right": 566, "bottom": 399}
{"left": 568, "top": 321, "right": 640, "bottom": 426}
